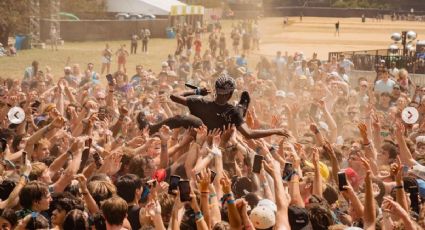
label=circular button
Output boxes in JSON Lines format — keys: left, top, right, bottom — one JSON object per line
{"left": 7, "top": 107, "right": 25, "bottom": 124}
{"left": 401, "top": 107, "right": 419, "bottom": 124}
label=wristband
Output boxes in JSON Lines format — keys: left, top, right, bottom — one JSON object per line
{"left": 227, "top": 199, "right": 235, "bottom": 204}
{"left": 195, "top": 211, "right": 203, "bottom": 221}
{"left": 194, "top": 88, "right": 201, "bottom": 95}
{"left": 21, "top": 174, "right": 29, "bottom": 182}
{"left": 394, "top": 185, "right": 403, "bottom": 189}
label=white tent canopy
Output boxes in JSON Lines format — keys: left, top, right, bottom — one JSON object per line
{"left": 106, "top": 0, "right": 186, "bottom": 15}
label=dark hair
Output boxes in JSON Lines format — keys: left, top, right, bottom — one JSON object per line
{"left": 0, "top": 209, "right": 17, "bottom": 227}
{"left": 101, "top": 196, "right": 128, "bottom": 226}
{"left": 307, "top": 203, "right": 334, "bottom": 230}
{"left": 115, "top": 174, "right": 142, "bottom": 203}
{"left": 26, "top": 213, "right": 49, "bottom": 230}
{"left": 128, "top": 155, "right": 151, "bottom": 179}
{"left": 381, "top": 142, "right": 398, "bottom": 160}
{"left": 63, "top": 209, "right": 89, "bottom": 230}
{"left": 19, "top": 181, "right": 49, "bottom": 209}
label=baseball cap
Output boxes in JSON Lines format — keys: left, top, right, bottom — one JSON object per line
{"left": 344, "top": 168, "right": 360, "bottom": 188}
{"left": 416, "top": 136, "right": 425, "bottom": 144}
{"left": 257, "top": 199, "right": 277, "bottom": 212}
{"left": 249, "top": 205, "right": 275, "bottom": 229}
{"left": 215, "top": 72, "right": 236, "bottom": 95}
{"left": 303, "top": 161, "right": 330, "bottom": 181}
{"left": 288, "top": 206, "right": 311, "bottom": 230}
{"left": 275, "top": 90, "right": 286, "bottom": 98}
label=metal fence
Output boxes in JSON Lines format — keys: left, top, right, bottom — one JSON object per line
{"left": 329, "top": 50, "right": 425, "bottom": 74}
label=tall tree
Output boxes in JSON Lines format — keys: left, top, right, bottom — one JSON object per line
{"left": 0, "top": 0, "right": 29, "bottom": 46}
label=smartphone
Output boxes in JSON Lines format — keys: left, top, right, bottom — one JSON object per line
{"left": 252, "top": 155, "right": 264, "bottom": 174}
{"left": 184, "top": 83, "right": 198, "bottom": 89}
{"left": 21, "top": 151, "right": 27, "bottom": 165}
{"left": 0, "top": 138, "right": 7, "bottom": 153}
{"left": 78, "top": 148, "right": 90, "bottom": 174}
{"left": 210, "top": 170, "right": 217, "bottom": 183}
{"left": 85, "top": 138, "right": 92, "bottom": 148}
{"left": 98, "top": 107, "right": 107, "bottom": 121}
{"left": 338, "top": 172, "right": 348, "bottom": 191}
{"left": 106, "top": 74, "right": 114, "bottom": 86}
{"left": 141, "top": 183, "right": 150, "bottom": 203}
{"left": 93, "top": 152, "right": 103, "bottom": 169}
{"left": 168, "top": 175, "right": 181, "bottom": 195}
{"left": 178, "top": 180, "right": 191, "bottom": 202}
{"left": 147, "top": 179, "right": 157, "bottom": 188}
{"left": 282, "top": 162, "right": 294, "bottom": 181}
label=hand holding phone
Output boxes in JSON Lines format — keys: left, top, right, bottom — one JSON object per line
{"left": 178, "top": 180, "right": 191, "bottom": 202}
{"left": 338, "top": 171, "right": 348, "bottom": 191}
{"left": 252, "top": 155, "right": 264, "bottom": 174}
{"left": 168, "top": 175, "right": 181, "bottom": 195}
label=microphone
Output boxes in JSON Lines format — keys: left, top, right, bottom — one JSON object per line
{"left": 185, "top": 83, "right": 198, "bottom": 89}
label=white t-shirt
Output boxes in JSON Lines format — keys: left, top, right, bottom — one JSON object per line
{"left": 374, "top": 79, "right": 396, "bottom": 93}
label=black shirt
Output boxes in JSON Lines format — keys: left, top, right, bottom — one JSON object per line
{"left": 186, "top": 97, "right": 244, "bottom": 130}
{"left": 128, "top": 205, "right": 141, "bottom": 230}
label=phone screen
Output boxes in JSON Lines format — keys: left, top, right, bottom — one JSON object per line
{"left": 178, "top": 180, "right": 191, "bottom": 202}
{"left": 282, "top": 162, "right": 294, "bottom": 181}
{"left": 210, "top": 170, "right": 217, "bottom": 183}
{"left": 93, "top": 152, "right": 103, "bottom": 169}
{"left": 252, "top": 155, "right": 264, "bottom": 174}
{"left": 338, "top": 172, "right": 348, "bottom": 191}
{"left": 168, "top": 175, "right": 180, "bottom": 195}
{"left": 78, "top": 148, "right": 90, "bottom": 174}
{"left": 21, "top": 151, "right": 27, "bottom": 165}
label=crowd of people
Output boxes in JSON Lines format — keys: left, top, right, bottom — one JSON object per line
{"left": 1, "top": 18, "right": 425, "bottom": 230}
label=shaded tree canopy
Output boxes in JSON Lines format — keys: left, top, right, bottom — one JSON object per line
{"left": 60, "top": 0, "right": 106, "bottom": 13}
{"left": 0, "top": 0, "right": 29, "bottom": 46}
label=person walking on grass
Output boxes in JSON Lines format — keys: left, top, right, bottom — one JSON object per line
{"left": 101, "top": 43, "right": 113, "bottom": 75}
{"left": 116, "top": 44, "right": 129, "bottom": 73}
{"left": 335, "top": 21, "right": 340, "bottom": 37}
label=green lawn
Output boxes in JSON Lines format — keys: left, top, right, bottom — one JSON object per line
{"left": 0, "top": 39, "right": 178, "bottom": 81}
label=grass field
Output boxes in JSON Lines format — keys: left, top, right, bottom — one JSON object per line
{"left": 1, "top": 17, "right": 424, "bottom": 81}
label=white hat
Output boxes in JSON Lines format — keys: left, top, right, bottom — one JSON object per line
{"left": 275, "top": 90, "right": 286, "bottom": 98}
{"left": 249, "top": 205, "right": 275, "bottom": 229}
{"left": 64, "top": 66, "right": 71, "bottom": 71}
{"left": 161, "top": 61, "right": 169, "bottom": 67}
{"left": 257, "top": 199, "right": 277, "bottom": 212}
{"left": 416, "top": 136, "right": 425, "bottom": 144}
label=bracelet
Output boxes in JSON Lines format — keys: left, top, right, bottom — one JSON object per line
{"left": 81, "top": 192, "right": 89, "bottom": 196}
{"left": 67, "top": 151, "right": 73, "bottom": 160}
{"left": 194, "top": 88, "right": 201, "bottom": 95}
{"left": 109, "top": 90, "right": 114, "bottom": 93}
{"left": 227, "top": 199, "right": 235, "bottom": 204}
{"left": 201, "top": 191, "right": 209, "bottom": 194}
{"left": 195, "top": 211, "right": 203, "bottom": 221}
{"left": 394, "top": 185, "right": 403, "bottom": 189}
{"left": 21, "top": 174, "right": 29, "bottom": 182}
{"left": 313, "top": 129, "right": 320, "bottom": 134}
{"left": 161, "top": 144, "right": 167, "bottom": 148}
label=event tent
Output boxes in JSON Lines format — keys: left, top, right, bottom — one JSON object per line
{"left": 106, "top": 0, "right": 186, "bottom": 16}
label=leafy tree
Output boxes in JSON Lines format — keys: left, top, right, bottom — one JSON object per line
{"left": 0, "top": 0, "right": 29, "bottom": 46}
{"left": 60, "top": 0, "right": 105, "bottom": 13}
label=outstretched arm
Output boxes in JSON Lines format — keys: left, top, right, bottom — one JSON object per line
{"left": 237, "top": 123, "right": 289, "bottom": 139}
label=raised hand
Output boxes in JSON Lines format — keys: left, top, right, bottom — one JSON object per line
{"left": 194, "top": 125, "right": 208, "bottom": 145}
{"left": 220, "top": 173, "right": 232, "bottom": 194}
{"left": 159, "top": 125, "right": 172, "bottom": 142}
{"left": 312, "top": 147, "right": 320, "bottom": 168}
{"left": 357, "top": 123, "right": 368, "bottom": 140}
{"left": 196, "top": 168, "right": 211, "bottom": 193}
{"left": 393, "top": 119, "right": 405, "bottom": 138}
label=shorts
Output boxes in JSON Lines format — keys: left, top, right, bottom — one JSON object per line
{"left": 102, "top": 56, "right": 112, "bottom": 64}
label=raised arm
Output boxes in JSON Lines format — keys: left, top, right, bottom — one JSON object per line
{"left": 170, "top": 88, "right": 209, "bottom": 106}
{"left": 237, "top": 123, "right": 289, "bottom": 139}
{"left": 263, "top": 158, "right": 290, "bottom": 230}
